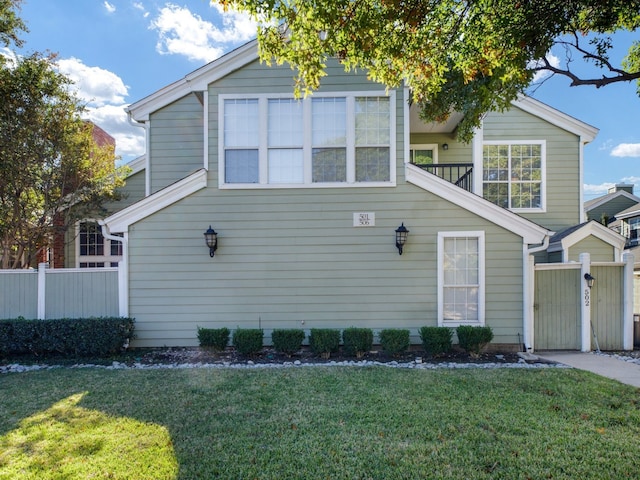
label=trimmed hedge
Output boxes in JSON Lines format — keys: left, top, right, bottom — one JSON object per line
{"left": 309, "top": 328, "right": 340, "bottom": 359}
{"left": 379, "top": 329, "right": 410, "bottom": 355}
{"left": 342, "top": 327, "right": 373, "bottom": 358}
{"left": 0, "top": 317, "right": 135, "bottom": 357}
{"left": 419, "top": 326, "right": 453, "bottom": 356}
{"left": 197, "top": 327, "right": 230, "bottom": 352}
{"left": 271, "top": 329, "right": 306, "bottom": 356}
{"left": 456, "top": 326, "right": 494, "bottom": 355}
{"left": 232, "top": 328, "right": 264, "bottom": 356}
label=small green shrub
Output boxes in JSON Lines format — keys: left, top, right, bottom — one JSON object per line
{"left": 419, "top": 326, "right": 453, "bottom": 356}
{"left": 342, "top": 328, "right": 373, "bottom": 358}
{"left": 232, "top": 328, "right": 264, "bottom": 356}
{"left": 272, "top": 329, "right": 305, "bottom": 356}
{"left": 379, "top": 329, "right": 410, "bottom": 355}
{"left": 0, "top": 317, "right": 135, "bottom": 357}
{"left": 309, "top": 329, "right": 340, "bottom": 359}
{"left": 197, "top": 327, "right": 230, "bottom": 352}
{"left": 456, "top": 326, "right": 494, "bottom": 355}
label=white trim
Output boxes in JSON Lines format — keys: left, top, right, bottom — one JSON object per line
{"left": 585, "top": 190, "right": 640, "bottom": 214}
{"left": 75, "top": 219, "right": 123, "bottom": 268}
{"left": 144, "top": 121, "right": 151, "bottom": 196}
{"left": 437, "top": 231, "right": 485, "bottom": 327}
{"left": 125, "top": 155, "right": 146, "bottom": 176}
{"left": 615, "top": 205, "right": 640, "bottom": 220}
{"left": 471, "top": 124, "right": 483, "bottom": 196}
{"left": 203, "top": 90, "right": 209, "bottom": 171}
{"left": 482, "top": 140, "right": 547, "bottom": 213}
{"left": 218, "top": 91, "right": 396, "bottom": 189}
{"left": 105, "top": 168, "right": 208, "bottom": 233}
{"left": 403, "top": 87, "right": 411, "bottom": 168}
{"left": 548, "top": 221, "right": 626, "bottom": 262}
{"left": 127, "top": 40, "right": 259, "bottom": 121}
{"left": 513, "top": 96, "right": 598, "bottom": 142}
{"left": 623, "top": 252, "right": 635, "bottom": 350}
{"left": 37, "top": 262, "right": 47, "bottom": 320}
{"left": 406, "top": 163, "right": 551, "bottom": 244}
{"left": 579, "top": 253, "right": 592, "bottom": 352}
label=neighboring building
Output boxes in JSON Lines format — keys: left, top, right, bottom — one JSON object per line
{"left": 98, "top": 39, "right": 627, "bottom": 348}
{"left": 585, "top": 184, "right": 640, "bottom": 227}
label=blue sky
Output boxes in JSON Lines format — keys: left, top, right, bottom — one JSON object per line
{"left": 11, "top": 0, "right": 640, "bottom": 199}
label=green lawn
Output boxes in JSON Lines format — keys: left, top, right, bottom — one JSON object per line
{"left": 1, "top": 366, "right": 639, "bottom": 479}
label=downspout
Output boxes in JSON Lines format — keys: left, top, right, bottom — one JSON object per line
{"left": 99, "top": 221, "right": 128, "bottom": 318}
{"left": 127, "top": 110, "right": 150, "bottom": 197}
{"left": 523, "top": 235, "right": 550, "bottom": 352}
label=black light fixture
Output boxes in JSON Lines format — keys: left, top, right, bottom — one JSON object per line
{"left": 442, "top": 143, "right": 449, "bottom": 150}
{"left": 204, "top": 226, "right": 218, "bottom": 257}
{"left": 584, "top": 273, "right": 595, "bottom": 288}
{"left": 395, "top": 223, "right": 409, "bottom": 255}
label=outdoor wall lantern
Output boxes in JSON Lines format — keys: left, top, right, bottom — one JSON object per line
{"left": 395, "top": 223, "right": 409, "bottom": 255}
{"left": 442, "top": 143, "right": 449, "bottom": 150}
{"left": 204, "top": 226, "right": 218, "bottom": 257}
{"left": 584, "top": 273, "right": 595, "bottom": 288}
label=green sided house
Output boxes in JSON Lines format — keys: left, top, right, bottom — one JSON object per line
{"left": 100, "top": 39, "right": 633, "bottom": 350}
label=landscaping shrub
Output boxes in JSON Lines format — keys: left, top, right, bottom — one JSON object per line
{"left": 232, "top": 328, "right": 264, "bottom": 356}
{"left": 342, "top": 328, "right": 373, "bottom": 358}
{"left": 271, "top": 329, "right": 306, "bottom": 356}
{"left": 0, "top": 317, "right": 135, "bottom": 357}
{"left": 197, "top": 327, "right": 230, "bottom": 352}
{"left": 419, "top": 326, "right": 453, "bottom": 356}
{"left": 456, "top": 326, "right": 494, "bottom": 355}
{"left": 309, "top": 328, "right": 340, "bottom": 359}
{"left": 379, "top": 329, "right": 410, "bottom": 355}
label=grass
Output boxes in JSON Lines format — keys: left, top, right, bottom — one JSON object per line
{"left": 1, "top": 367, "right": 640, "bottom": 479}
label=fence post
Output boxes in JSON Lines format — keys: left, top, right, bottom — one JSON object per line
{"left": 579, "top": 253, "right": 591, "bottom": 352}
{"left": 37, "top": 262, "right": 48, "bottom": 320}
{"left": 623, "top": 252, "right": 635, "bottom": 351}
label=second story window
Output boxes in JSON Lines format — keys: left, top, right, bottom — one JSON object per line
{"left": 220, "top": 92, "right": 394, "bottom": 188}
{"left": 482, "top": 142, "right": 545, "bottom": 211}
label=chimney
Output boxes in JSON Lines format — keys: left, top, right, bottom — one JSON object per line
{"left": 607, "top": 184, "right": 634, "bottom": 195}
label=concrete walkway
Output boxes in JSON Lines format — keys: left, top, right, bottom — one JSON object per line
{"left": 537, "top": 351, "right": 640, "bottom": 388}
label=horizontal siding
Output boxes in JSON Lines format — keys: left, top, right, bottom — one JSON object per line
{"left": 568, "top": 237, "right": 615, "bottom": 262}
{"left": 150, "top": 92, "right": 203, "bottom": 193}
{"left": 0, "top": 271, "right": 38, "bottom": 318}
{"left": 587, "top": 197, "right": 639, "bottom": 223}
{"left": 484, "top": 106, "right": 582, "bottom": 232}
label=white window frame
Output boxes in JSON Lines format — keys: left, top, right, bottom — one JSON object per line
{"left": 409, "top": 144, "right": 438, "bottom": 165}
{"left": 437, "top": 231, "right": 485, "bottom": 327}
{"left": 482, "top": 140, "right": 546, "bottom": 213}
{"left": 75, "top": 220, "right": 123, "bottom": 268}
{"left": 218, "top": 91, "right": 396, "bottom": 189}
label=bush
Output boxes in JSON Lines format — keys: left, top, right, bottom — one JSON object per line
{"left": 197, "top": 327, "right": 230, "bottom": 352}
{"left": 309, "top": 328, "right": 340, "bottom": 359}
{"left": 0, "top": 317, "right": 135, "bottom": 357}
{"left": 419, "top": 326, "right": 453, "bottom": 356}
{"left": 379, "top": 329, "right": 410, "bottom": 356}
{"left": 271, "top": 329, "right": 305, "bottom": 356}
{"left": 456, "top": 326, "right": 494, "bottom": 356}
{"left": 232, "top": 328, "right": 264, "bottom": 356}
{"left": 342, "top": 328, "right": 373, "bottom": 358}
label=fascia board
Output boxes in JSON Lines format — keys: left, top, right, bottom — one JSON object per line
{"left": 405, "top": 163, "right": 551, "bottom": 244}
{"left": 513, "top": 96, "right": 599, "bottom": 143}
{"left": 126, "top": 40, "right": 259, "bottom": 121}
{"left": 585, "top": 191, "right": 640, "bottom": 213}
{"left": 615, "top": 206, "right": 640, "bottom": 220}
{"left": 105, "top": 169, "right": 207, "bottom": 233}
{"left": 560, "top": 221, "right": 626, "bottom": 251}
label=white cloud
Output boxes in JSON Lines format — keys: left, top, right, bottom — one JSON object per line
{"left": 149, "top": 4, "right": 257, "bottom": 63}
{"left": 57, "top": 58, "right": 128, "bottom": 107}
{"left": 584, "top": 183, "right": 615, "bottom": 196}
{"left": 611, "top": 143, "right": 640, "bottom": 158}
{"left": 86, "top": 105, "right": 145, "bottom": 161}
{"left": 529, "top": 53, "right": 561, "bottom": 83}
{"left": 133, "top": 2, "right": 150, "bottom": 18}
{"left": 104, "top": 1, "right": 116, "bottom": 14}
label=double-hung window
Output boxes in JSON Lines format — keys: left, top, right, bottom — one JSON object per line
{"left": 220, "top": 92, "right": 394, "bottom": 187}
{"left": 438, "top": 232, "right": 485, "bottom": 326}
{"left": 482, "top": 142, "right": 544, "bottom": 211}
{"left": 77, "top": 221, "right": 122, "bottom": 268}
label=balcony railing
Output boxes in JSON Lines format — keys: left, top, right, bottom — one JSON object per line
{"left": 411, "top": 162, "right": 474, "bottom": 192}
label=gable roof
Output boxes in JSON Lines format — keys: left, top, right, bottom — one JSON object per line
{"left": 585, "top": 189, "right": 640, "bottom": 213}
{"left": 405, "top": 164, "right": 551, "bottom": 244}
{"left": 547, "top": 220, "right": 626, "bottom": 260}
{"left": 614, "top": 201, "right": 640, "bottom": 220}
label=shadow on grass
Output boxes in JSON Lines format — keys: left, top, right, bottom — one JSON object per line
{"left": 0, "top": 393, "right": 178, "bottom": 479}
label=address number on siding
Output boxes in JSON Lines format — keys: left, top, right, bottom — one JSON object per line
{"left": 353, "top": 212, "right": 375, "bottom": 227}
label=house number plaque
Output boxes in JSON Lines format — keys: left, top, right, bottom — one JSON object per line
{"left": 584, "top": 288, "right": 590, "bottom": 307}
{"left": 353, "top": 212, "right": 375, "bottom": 227}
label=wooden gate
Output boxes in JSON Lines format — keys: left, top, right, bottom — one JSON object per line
{"left": 590, "top": 264, "right": 624, "bottom": 350}
{"left": 534, "top": 265, "right": 581, "bottom": 350}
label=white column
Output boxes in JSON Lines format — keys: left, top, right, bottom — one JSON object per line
{"left": 579, "top": 253, "right": 592, "bottom": 352}
{"left": 623, "top": 252, "right": 635, "bottom": 351}
{"left": 37, "top": 262, "right": 48, "bottom": 320}
{"left": 522, "top": 251, "right": 535, "bottom": 352}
